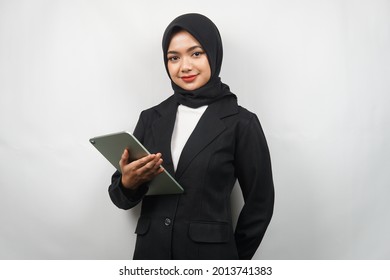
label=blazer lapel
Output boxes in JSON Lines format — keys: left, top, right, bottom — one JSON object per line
{"left": 151, "top": 97, "right": 178, "bottom": 176}
{"left": 175, "top": 96, "right": 239, "bottom": 180}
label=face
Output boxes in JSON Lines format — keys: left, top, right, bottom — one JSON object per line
{"left": 167, "top": 30, "right": 211, "bottom": 91}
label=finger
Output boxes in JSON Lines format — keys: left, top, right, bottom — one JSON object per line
{"left": 131, "top": 153, "right": 158, "bottom": 169}
{"left": 140, "top": 158, "right": 164, "bottom": 176}
{"left": 148, "top": 154, "right": 163, "bottom": 170}
{"left": 151, "top": 158, "right": 164, "bottom": 173}
{"left": 119, "top": 149, "right": 129, "bottom": 169}
{"left": 156, "top": 164, "right": 165, "bottom": 174}
{"left": 134, "top": 154, "right": 155, "bottom": 169}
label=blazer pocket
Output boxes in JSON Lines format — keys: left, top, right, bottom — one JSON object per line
{"left": 188, "top": 221, "right": 230, "bottom": 243}
{"left": 134, "top": 216, "right": 150, "bottom": 235}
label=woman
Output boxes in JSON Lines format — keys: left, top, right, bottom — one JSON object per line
{"left": 108, "top": 13, "right": 274, "bottom": 260}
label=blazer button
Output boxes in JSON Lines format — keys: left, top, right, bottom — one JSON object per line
{"left": 164, "top": 218, "right": 172, "bottom": 226}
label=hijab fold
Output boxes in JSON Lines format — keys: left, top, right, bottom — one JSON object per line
{"left": 162, "top": 13, "right": 236, "bottom": 108}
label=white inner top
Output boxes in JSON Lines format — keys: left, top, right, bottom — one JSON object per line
{"left": 171, "top": 104, "right": 208, "bottom": 171}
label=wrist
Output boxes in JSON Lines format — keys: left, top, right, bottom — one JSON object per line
{"left": 121, "top": 176, "right": 140, "bottom": 190}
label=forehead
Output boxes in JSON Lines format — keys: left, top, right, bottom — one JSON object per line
{"left": 168, "top": 30, "right": 203, "bottom": 50}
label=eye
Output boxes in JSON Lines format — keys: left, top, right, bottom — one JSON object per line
{"left": 168, "top": 56, "right": 179, "bottom": 62}
{"left": 192, "top": 51, "right": 203, "bottom": 57}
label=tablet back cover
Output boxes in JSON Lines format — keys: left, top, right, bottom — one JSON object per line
{"left": 90, "top": 131, "right": 183, "bottom": 195}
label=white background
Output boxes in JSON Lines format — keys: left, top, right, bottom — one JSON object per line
{"left": 0, "top": 0, "right": 389, "bottom": 259}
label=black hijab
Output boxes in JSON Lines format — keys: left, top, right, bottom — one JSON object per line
{"left": 162, "top": 13, "right": 236, "bottom": 108}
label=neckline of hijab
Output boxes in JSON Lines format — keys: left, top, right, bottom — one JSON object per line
{"left": 162, "top": 13, "right": 236, "bottom": 108}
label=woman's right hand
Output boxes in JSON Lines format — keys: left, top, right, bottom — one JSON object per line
{"left": 119, "top": 149, "right": 164, "bottom": 190}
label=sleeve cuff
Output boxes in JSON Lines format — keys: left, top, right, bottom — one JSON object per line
{"left": 118, "top": 178, "right": 148, "bottom": 202}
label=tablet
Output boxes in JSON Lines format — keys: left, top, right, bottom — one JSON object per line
{"left": 89, "top": 131, "right": 184, "bottom": 196}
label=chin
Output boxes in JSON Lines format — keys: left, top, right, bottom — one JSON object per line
{"left": 181, "top": 84, "right": 199, "bottom": 91}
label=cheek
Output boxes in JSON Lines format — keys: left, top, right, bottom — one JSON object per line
{"left": 200, "top": 58, "right": 211, "bottom": 79}
{"left": 167, "top": 63, "right": 177, "bottom": 78}
{"left": 203, "top": 64, "right": 211, "bottom": 81}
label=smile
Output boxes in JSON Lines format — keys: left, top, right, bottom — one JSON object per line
{"left": 181, "top": 75, "right": 197, "bottom": 83}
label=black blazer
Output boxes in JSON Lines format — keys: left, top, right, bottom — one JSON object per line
{"left": 109, "top": 95, "right": 274, "bottom": 260}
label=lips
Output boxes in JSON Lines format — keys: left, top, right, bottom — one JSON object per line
{"left": 181, "top": 75, "right": 197, "bottom": 83}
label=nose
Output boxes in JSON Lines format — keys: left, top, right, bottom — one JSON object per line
{"left": 181, "top": 57, "right": 192, "bottom": 72}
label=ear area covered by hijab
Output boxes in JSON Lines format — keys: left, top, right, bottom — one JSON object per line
{"left": 162, "top": 13, "right": 236, "bottom": 108}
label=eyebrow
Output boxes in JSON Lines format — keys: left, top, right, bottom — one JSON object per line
{"left": 167, "top": 45, "right": 204, "bottom": 55}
